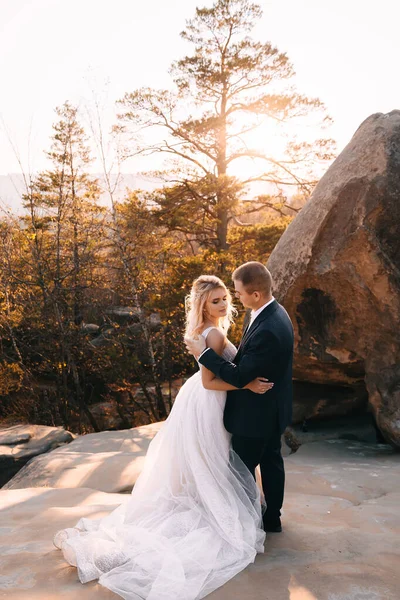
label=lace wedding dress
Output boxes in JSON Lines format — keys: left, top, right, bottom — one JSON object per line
{"left": 53, "top": 327, "right": 266, "bottom": 599}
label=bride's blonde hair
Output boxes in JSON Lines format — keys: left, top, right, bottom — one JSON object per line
{"left": 185, "top": 275, "right": 236, "bottom": 338}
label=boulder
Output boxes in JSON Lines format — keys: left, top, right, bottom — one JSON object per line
{"left": 286, "top": 413, "right": 379, "bottom": 447}
{"left": 86, "top": 379, "right": 184, "bottom": 430}
{"left": 0, "top": 430, "right": 31, "bottom": 445}
{"left": 267, "top": 111, "right": 400, "bottom": 447}
{"left": 89, "top": 401, "right": 126, "bottom": 430}
{"left": 0, "top": 424, "right": 75, "bottom": 487}
{"left": 2, "top": 422, "right": 163, "bottom": 493}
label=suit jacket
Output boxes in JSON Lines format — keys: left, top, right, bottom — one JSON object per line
{"left": 199, "top": 300, "right": 294, "bottom": 439}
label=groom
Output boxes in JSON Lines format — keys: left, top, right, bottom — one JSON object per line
{"left": 185, "top": 261, "right": 294, "bottom": 532}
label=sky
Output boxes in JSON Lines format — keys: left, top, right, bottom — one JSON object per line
{"left": 0, "top": 0, "right": 399, "bottom": 177}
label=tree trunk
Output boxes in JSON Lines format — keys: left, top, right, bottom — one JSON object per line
{"left": 216, "top": 75, "right": 229, "bottom": 252}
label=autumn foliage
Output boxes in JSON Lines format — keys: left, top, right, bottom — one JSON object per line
{"left": 0, "top": 0, "right": 334, "bottom": 432}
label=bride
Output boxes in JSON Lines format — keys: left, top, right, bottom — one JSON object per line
{"left": 53, "top": 275, "right": 273, "bottom": 600}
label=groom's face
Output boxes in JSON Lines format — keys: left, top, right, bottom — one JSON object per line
{"left": 233, "top": 279, "right": 257, "bottom": 309}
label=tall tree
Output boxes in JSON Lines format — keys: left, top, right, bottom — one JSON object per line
{"left": 88, "top": 98, "right": 170, "bottom": 420}
{"left": 27, "top": 102, "right": 103, "bottom": 325}
{"left": 118, "top": 0, "right": 335, "bottom": 252}
{"left": 19, "top": 102, "right": 105, "bottom": 430}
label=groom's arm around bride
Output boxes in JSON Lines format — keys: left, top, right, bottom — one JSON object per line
{"left": 189, "top": 261, "right": 294, "bottom": 440}
{"left": 201, "top": 299, "right": 293, "bottom": 439}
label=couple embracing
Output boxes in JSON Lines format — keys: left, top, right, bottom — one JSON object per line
{"left": 53, "top": 261, "right": 294, "bottom": 600}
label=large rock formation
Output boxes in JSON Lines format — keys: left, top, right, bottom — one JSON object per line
{"left": 267, "top": 111, "right": 400, "bottom": 447}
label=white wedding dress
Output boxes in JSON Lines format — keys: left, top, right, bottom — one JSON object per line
{"left": 53, "top": 327, "right": 266, "bottom": 599}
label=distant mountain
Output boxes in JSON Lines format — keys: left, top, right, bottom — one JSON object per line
{"left": 0, "top": 173, "right": 162, "bottom": 214}
{"left": 0, "top": 175, "right": 27, "bottom": 214}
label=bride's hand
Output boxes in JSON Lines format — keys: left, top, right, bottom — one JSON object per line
{"left": 245, "top": 377, "right": 274, "bottom": 394}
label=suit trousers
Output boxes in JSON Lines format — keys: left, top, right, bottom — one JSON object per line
{"left": 231, "top": 428, "right": 285, "bottom": 522}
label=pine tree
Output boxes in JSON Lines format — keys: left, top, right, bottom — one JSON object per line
{"left": 21, "top": 102, "right": 105, "bottom": 430}
{"left": 118, "top": 0, "right": 334, "bottom": 252}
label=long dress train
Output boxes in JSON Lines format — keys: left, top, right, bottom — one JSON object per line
{"left": 53, "top": 329, "right": 266, "bottom": 599}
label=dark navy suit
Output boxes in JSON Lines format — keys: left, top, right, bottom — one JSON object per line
{"left": 199, "top": 300, "right": 294, "bottom": 523}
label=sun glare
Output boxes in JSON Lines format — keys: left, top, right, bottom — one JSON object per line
{"left": 229, "top": 119, "right": 289, "bottom": 179}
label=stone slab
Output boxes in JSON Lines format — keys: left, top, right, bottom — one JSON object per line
{"left": 0, "top": 440, "right": 399, "bottom": 599}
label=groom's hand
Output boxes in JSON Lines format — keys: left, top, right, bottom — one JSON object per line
{"left": 184, "top": 335, "right": 206, "bottom": 359}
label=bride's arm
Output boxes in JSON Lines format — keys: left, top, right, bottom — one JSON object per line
{"left": 202, "top": 367, "right": 241, "bottom": 391}
{"left": 203, "top": 368, "right": 271, "bottom": 393}
{"left": 201, "top": 329, "right": 239, "bottom": 390}
{"left": 201, "top": 330, "right": 272, "bottom": 393}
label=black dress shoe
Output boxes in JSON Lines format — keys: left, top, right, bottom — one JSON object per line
{"left": 263, "top": 518, "right": 282, "bottom": 533}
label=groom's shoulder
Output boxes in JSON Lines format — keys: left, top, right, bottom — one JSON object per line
{"left": 276, "top": 302, "right": 293, "bottom": 324}
{"left": 270, "top": 304, "right": 294, "bottom": 342}
{"left": 262, "top": 302, "right": 292, "bottom": 330}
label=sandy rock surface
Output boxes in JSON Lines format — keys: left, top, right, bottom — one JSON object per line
{"left": 0, "top": 439, "right": 398, "bottom": 600}
{"left": 3, "top": 422, "right": 163, "bottom": 493}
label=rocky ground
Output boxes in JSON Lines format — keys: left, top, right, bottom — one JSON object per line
{"left": 0, "top": 424, "right": 75, "bottom": 487}
{"left": 0, "top": 422, "right": 399, "bottom": 600}
{"left": 2, "top": 422, "right": 163, "bottom": 493}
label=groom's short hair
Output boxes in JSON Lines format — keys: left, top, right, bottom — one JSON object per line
{"left": 233, "top": 262, "right": 272, "bottom": 295}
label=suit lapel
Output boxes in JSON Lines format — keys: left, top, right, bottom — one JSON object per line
{"left": 236, "top": 300, "right": 279, "bottom": 355}
{"left": 239, "top": 319, "right": 261, "bottom": 350}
